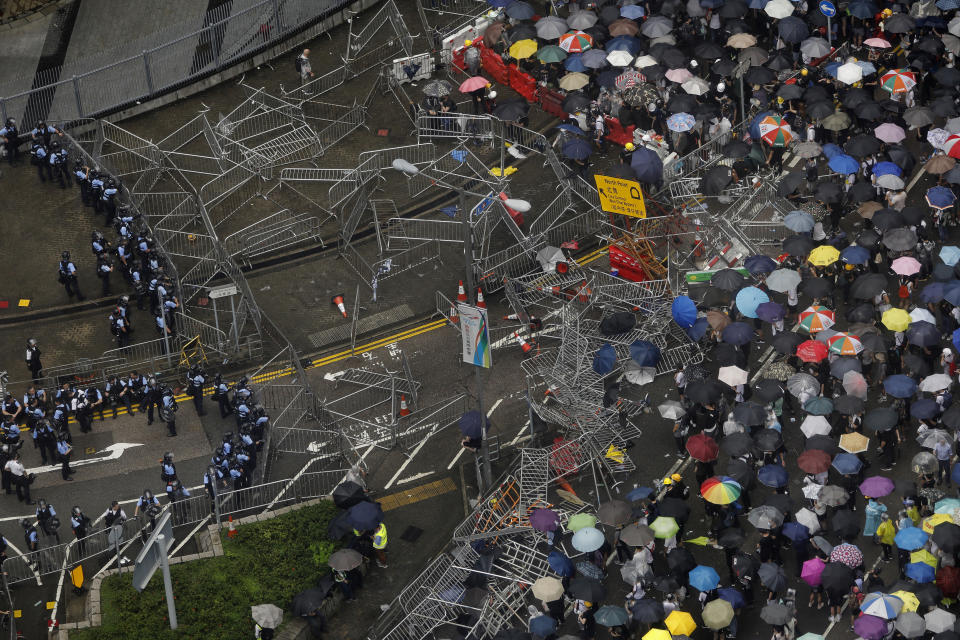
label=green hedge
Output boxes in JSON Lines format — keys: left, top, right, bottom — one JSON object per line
{"left": 70, "top": 501, "right": 339, "bottom": 640}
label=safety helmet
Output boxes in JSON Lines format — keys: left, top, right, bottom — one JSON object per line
{"left": 5, "top": 118, "right": 14, "bottom": 126}
{"left": 38, "top": 499, "right": 47, "bottom": 510}
{"left": 50, "top": 141, "right": 60, "bottom": 150}
{"left": 92, "top": 230, "right": 103, "bottom": 241}
{"left": 663, "top": 477, "right": 673, "bottom": 485}
{"left": 845, "top": 263, "right": 855, "bottom": 271}
{"left": 464, "top": 39, "right": 473, "bottom": 46}
{"left": 625, "top": 142, "right": 635, "bottom": 151}
{"left": 61, "top": 251, "right": 70, "bottom": 260}
{"left": 488, "top": 90, "right": 497, "bottom": 98}
{"left": 777, "top": 96, "right": 784, "bottom": 104}
{"left": 28, "top": 338, "right": 37, "bottom": 346}
{"left": 36, "top": 120, "right": 45, "bottom": 129}
{"left": 223, "top": 431, "right": 234, "bottom": 442}
{"left": 671, "top": 473, "right": 682, "bottom": 482}
{"left": 107, "top": 178, "right": 116, "bottom": 189}
{"left": 20, "top": 519, "right": 31, "bottom": 529}
{"left": 716, "top": 82, "right": 726, "bottom": 92}
{"left": 72, "top": 506, "right": 81, "bottom": 517}
{"left": 169, "top": 479, "right": 181, "bottom": 490}
{"left": 801, "top": 68, "right": 809, "bottom": 76}
{"left": 163, "top": 451, "right": 174, "bottom": 462}
{"left": 883, "top": 8, "right": 893, "bottom": 16}
{"left": 143, "top": 489, "right": 153, "bottom": 500}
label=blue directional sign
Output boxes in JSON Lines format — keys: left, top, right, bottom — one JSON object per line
{"left": 819, "top": 0, "right": 836, "bottom": 17}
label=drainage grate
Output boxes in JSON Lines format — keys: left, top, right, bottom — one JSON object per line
{"left": 308, "top": 303, "right": 415, "bottom": 349}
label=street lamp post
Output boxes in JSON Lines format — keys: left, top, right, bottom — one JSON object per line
{"left": 392, "top": 159, "right": 531, "bottom": 493}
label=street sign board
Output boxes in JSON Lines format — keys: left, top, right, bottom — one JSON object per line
{"left": 458, "top": 303, "right": 492, "bottom": 368}
{"left": 208, "top": 284, "right": 239, "bottom": 299}
{"left": 132, "top": 512, "right": 174, "bottom": 591}
{"left": 819, "top": 1, "right": 836, "bottom": 17}
{"left": 594, "top": 175, "right": 647, "bottom": 218}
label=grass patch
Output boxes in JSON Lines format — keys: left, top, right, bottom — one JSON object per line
{"left": 71, "top": 501, "right": 339, "bottom": 640}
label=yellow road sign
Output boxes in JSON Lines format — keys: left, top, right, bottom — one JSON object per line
{"left": 593, "top": 174, "right": 647, "bottom": 218}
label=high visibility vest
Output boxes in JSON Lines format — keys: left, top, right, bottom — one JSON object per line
{"left": 372, "top": 523, "right": 387, "bottom": 549}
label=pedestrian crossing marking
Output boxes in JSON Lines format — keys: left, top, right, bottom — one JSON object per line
{"left": 380, "top": 476, "right": 457, "bottom": 511}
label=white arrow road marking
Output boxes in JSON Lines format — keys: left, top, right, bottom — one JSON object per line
{"left": 397, "top": 471, "right": 434, "bottom": 485}
{"left": 26, "top": 442, "right": 143, "bottom": 475}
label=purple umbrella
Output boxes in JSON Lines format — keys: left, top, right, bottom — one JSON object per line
{"left": 530, "top": 508, "right": 560, "bottom": 532}
{"left": 859, "top": 476, "right": 895, "bottom": 497}
{"left": 756, "top": 301, "right": 785, "bottom": 323}
{"left": 854, "top": 614, "right": 889, "bottom": 640}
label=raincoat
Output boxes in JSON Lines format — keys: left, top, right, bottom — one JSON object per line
{"left": 875, "top": 518, "right": 895, "bottom": 546}
{"left": 863, "top": 499, "right": 887, "bottom": 537}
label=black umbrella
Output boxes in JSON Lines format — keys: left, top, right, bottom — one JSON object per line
{"left": 722, "top": 140, "right": 752, "bottom": 159}
{"left": 766, "top": 52, "right": 793, "bottom": 71}
{"left": 931, "top": 96, "right": 959, "bottom": 118}
{"left": 493, "top": 99, "right": 529, "bottom": 121}
{"left": 913, "top": 583, "right": 943, "bottom": 607}
{"left": 777, "top": 172, "right": 803, "bottom": 197}
{"left": 903, "top": 352, "right": 931, "bottom": 377}
{"left": 857, "top": 229, "right": 882, "bottom": 248}
{"left": 855, "top": 101, "right": 885, "bottom": 121}
{"left": 830, "top": 357, "right": 861, "bottom": 378}
{"left": 712, "top": 58, "right": 736, "bottom": 76}
{"left": 847, "top": 181, "right": 877, "bottom": 203}
{"left": 292, "top": 587, "right": 331, "bottom": 616}
{"left": 899, "top": 207, "right": 925, "bottom": 226}
{"left": 667, "top": 547, "right": 697, "bottom": 573}
{"left": 754, "top": 428, "right": 783, "bottom": 452}
{"left": 694, "top": 41, "right": 726, "bottom": 59}
{"left": 717, "top": 527, "right": 746, "bottom": 548}
{"left": 659, "top": 497, "right": 691, "bottom": 521}
{"left": 569, "top": 577, "right": 606, "bottom": 601}
{"left": 327, "top": 511, "right": 354, "bottom": 541}
{"left": 722, "top": 433, "right": 754, "bottom": 457}
{"left": 493, "top": 628, "right": 532, "bottom": 640}
{"left": 841, "top": 88, "right": 871, "bottom": 109}
{"left": 883, "top": 227, "right": 918, "bottom": 252}
{"left": 777, "top": 16, "right": 808, "bottom": 42}
{"left": 942, "top": 404, "right": 960, "bottom": 429}
{"left": 763, "top": 493, "right": 795, "bottom": 515}
{"left": 733, "top": 401, "right": 767, "bottom": 426}
{"left": 713, "top": 268, "right": 747, "bottom": 291}
{"left": 687, "top": 379, "right": 729, "bottom": 405}
{"left": 860, "top": 333, "right": 888, "bottom": 353}
{"left": 936, "top": 69, "right": 960, "bottom": 89}
{"left": 777, "top": 84, "right": 804, "bottom": 101}
{"left": 725, "top": 459, "right": 755, "bottom": 487}
{"left": 864, "top": 407, "right": 898, "bottom": 432}
{"left": 333, "top": 481, "right": 367, "bottom": 509}
{"left": 653, "top": 575, "right": 681, "bottom": 593}
{"left": 834, "top": 395, "right": 865, "bottom": 415}
{"left": 722, "top": 322, "right": 754, "bottom": 345}
{"left": 850, "top": 273, "right": 888, "bottom": 299}
{"left": 732, "top": 552, "right": 760, "bottom": 579}
{"left": 872, "top": 209, "right": 906, "bottom": 231}
{"left": 821, "top": 561, "right": 856, "bottom": 594}
{"left": 831, "top": 510, "right": 860, "bottom": 539}
{"left": 714, "top": 342, "right": 747, "bottom": 367}
{"left": 659, "top": 48, "right": 688, "bottom": 70}
{"left": 745, "top": 65, "right": 776, "bottom": 84}
{"left": 719, "top": 0, "right": 748, "bottom": 17}
{"left": 800, "top": 277, "right": 833, "bottom": 299}
{"left": 599, "top": 4, "right": 620, "bottom": 23}
{"left": 758, "top": 562, "right": 787, "bottom": 592}
{"left": 844, "top": 134, "right": 881, "bottom": 158}
{"left": 804, "top": 101, "right": 835, "bottom": 121}
{"left": 753, "top": 378, "right": 785, "bottom": 402}
{"left": 631, "top": 599, "right": 666, "bottom": 623}
{"left": 783, "top": 235, "right": 815, "bottom": 257}
{"left": 667, "top": 93, "right": 698, "bottom": 114}
{"left": 887, "top": 145, "right": 917, "bottom": 173}
{"left": 702, "top": 166, "right": 734, "bottom": 195}
{"left": 695, "top": 102, "right": 721, "bottom": 120}
{"left": 907, "top": 321, "right": 940, "bottom": 347}
{"left": 932, "top": 522, "right": 960, "bottom": 554}
{"left": 804, "top": 85, "right": 829, "bottom": 103}
{"left": 805, "top": 434, "right": 838, "bottom": 454}
{"left": 563, "top": 93, "right": 592, "bottom": 113}
{"left": 770, "top": 333, "right": 803, "bottom": 355}
{"left": 845, "top": 303, "right": 875, "bottom": 324}
{"left": 814, "top": 182, "right": 843, "bottom": 203}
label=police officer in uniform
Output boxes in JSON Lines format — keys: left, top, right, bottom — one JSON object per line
{"left": 31, "top": 120, "right": 61, "bottom": 147}
{"left": 48, "top": 141, "right": 68, "bottom": 187}
{"left": 89, "top": 171, "right": 104, "bottom": 212}
{"left": 160, "top": 386, "right": 177, "bottom": 436}
{"left": 160, "top": 452, "right": 177, "bottom": 493}
{"left": 0, "top": 118, "right": 19, "bottom": 164}
{"left": 74, "top": 161, "right": 91, "bottom": 204}
{"left": 21, "top": 519, "right": 39, "bottom": 569}
{"left": 25, "top": 337, "right": 42, "bottom": 382}
{"left": 57, "top": 431, "right": 74, "bottom": 481}
{"left": 213, "top": 373, "right": 232, "bottom": 418}
{"left": 141, "top": 377, "right": 161, "bottom": 424}
{"left": 71, "top": 506, "right": 91, "bottom": 555}
{"left": 32, "top": 141, "right": 49, "bottom": 181}
{"left": 35, "top": 499, "right": 60, "bottom": 543}
{"left": 101, "top": 178, "right": 119, "bottom": 225}
{"left": 203, "top": 465, "right": 224, "bottom": 512}
{"left": 32, "top": 419, "right": 57, "bottom": 465}
{"left": 134, "top": 489, "right": 161, "bottom": 537}
{"left": 187, "top": 365, "right": 206, "bottom": 416}
{"left": 96, "top": 253, "right": 114, "bottom": 296}
{"left": 58, "top": 252, "right": 84, "bottom": 300}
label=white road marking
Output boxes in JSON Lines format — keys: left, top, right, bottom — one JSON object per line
{"left": 788, "top": 154, "right": 802, "bottom": 168}
{"left": 359, "top": 442, "right": 377, "bottom": 461}
{"left": 397, "top": 471, "right": 434, "bottom": 485}
{"left": 26, "top": 443, "right": 143, "bottom": 475}
{"left": 905, "top": 167, "right": 926, "bottom": 193}
{"left": 385, "top": 434, "right": 431, "bottom": 489}
{"left": 446, "top": 400, "right": 504, "bottom": 470}
{"left": 509, "top": 421, "right": 532, "bottom": 446}
{"left": 5, "top": 539, "right": 42, "bottom": 585}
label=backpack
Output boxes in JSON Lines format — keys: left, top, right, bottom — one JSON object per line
{"left": 295, "top": 56, "right": 303, "bottom": 73}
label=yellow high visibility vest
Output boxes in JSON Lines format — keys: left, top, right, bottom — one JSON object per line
{"left": 372, "top": 523, "right": 387, "bottom": 549}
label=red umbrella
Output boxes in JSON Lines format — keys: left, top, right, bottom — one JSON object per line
{"left": 797, "top": 339, "right": 829, "bottom": 363}
{"left": 797, "top": 449, "right": 832, "bottom": 474}
{"left": 937, "top": 566, "right": 960, "bottom": 598}
{"left": 686, "top": 433, "right": 720, "bottom": 462}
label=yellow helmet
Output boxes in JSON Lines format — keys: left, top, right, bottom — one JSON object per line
{"left": 464, "top": 39, "right": 473, "bottom": 46}
{"left": 663, "top": 477, "right": 673, "bottom": 485}
{"left": 845, "top": 263, "right": 855, "bottom": 271}
{"left": 625, "top": 142, "right": 635, "bottom": 151}
{"left": 883, "top": 8, "right": 893, "bottom": 16}
{"left": 801, "top": 68, "right": 809, "bottom": 76}
{"left": 777, "top": 96, "right": 785, "bottom": 104}
{"left": 672, "top": 473, "right": 682, "bottom": 482}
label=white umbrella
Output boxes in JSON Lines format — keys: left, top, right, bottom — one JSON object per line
{"left": 843, "top": 371, "right": 868, "bottom": 399}
{"left": 682, "top": 77, "right": 711, "bottom": 95}
{"left": 836, "top": 62, "right": 864, "bottom": 85}
{"left": 795, "top": 507, "right": 821, "bottom": 533}
{"left": 536, "top": 246, "right": 567, "bottom": 272}
{"left": 800, "top": 37, "right": 831, "bottom": 58}
{"left": 765, "top": 0, "right": 794, "bottom": 18}
{"left": 532, "top": 577, "right": 565, "bottom": 601}
{"left": 920, "top": 373, "right": 953, "bottom": 393}
{"left": 910, "top": 308, "right": 936, "bottom": 325}
{"left": 687, "top": 0, "right": 707, "bottom": 15}
{"left": 801, "top": 415, "right": 832, "bottom": 437}
{"left": 624, "top": 362, "right": 656, "bottom": 386}
{"left": 718, "top": 365, "right": 749, "bottom": 386}
{"left": 928, "top": 127, "right": 951, "bottom": 148}
{"left": 925, "top": 609, "right": 957, "bottom": 634}
{"left": 917, "top": 429, "right": 952, "bottom": 449}
{"left": 766, "top": 269, "right": 801, "bottom": 293}
{"left": 877, "top": 174, "right": 905, "bottom": 190}
{"left": 802, "top": 483, "right": 823, "bottom": 500}
{"left": 635, "top": 55, "right": 658, "bottom": 68}
{"left": 659, "top": 401, "right": 686, "bottom": 420}
{"left": 944, "top": 34, "right": 960, "bottom": 56}
{"left": 606, "top": 50, "right": 634, "bottom": 66}
{"left": 949, "top": 16, "right": 960, "bottom": 37}
{"left": 252, "top": 604, "right": 284, "bottom": 628}
{"left": 947, "top": 117, "right": 960, "bottom": 134}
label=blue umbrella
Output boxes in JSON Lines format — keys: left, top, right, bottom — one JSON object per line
{"left": 621, "top": 4, "right": 646, "bottom": 17}
{"left": 756, "top": 302, "right": 785, "bottom": 323}
{"left": 595, "top": 70, "right": 619, "bottom": 88}
{"left": 459, "top": 410, "right": 490, "bottom": 438}
{"left": 749, "top": 111, "right": 774, "bottom": 140}
{"left": 952, "top": 463, "right": 960, "bottom": 485}
{"left": 841, "top": 245, "right": 871, "bottom": 265}
{"left": 941, "top": 246, "right": 960, "bottom": 266}
{"left": 564, "top": 53, "right": 588, "bottom": 72}
{"left": 593, "top": 343, "right": 618, "bottom": 374}
{"left": 873, "top": 161, "right": 903, "bottom": 177}
{"left": 735, "top": 287, "right": 770, "bottom": 319}
{"left": 562, "top": 138, "right": 594, "bottom": 160}
{"left": 672, "top": 296, "right": 698, "bottom": 328}
{"left": 782, "top": 521, "right": 810, "bottom": 543}
{"left": 829, "top": 154, "right": 860, "bottom": 175}
{"left": 595, "top": 605, "right": 630, "bottom": 627}
{"left": 911, "top": 398, "right": 940, "bottom": 420}
{"left": 953, "top": 328, "right": 960, "bottom": 352}
{"left": 606, "top": 35, "right": 642, "bottom": 54}
{"left": 347, "top": 501, "right": 383, "bottom": 530}
{"left": 758, "top": 464, "right": 789, "bottom": 488}
{"left": 748, "top": 0, "right": 768, "bottom": 6}
{"left": 486, "top": 0, "right": 512, "bottom": 6}
{"left": 744, "top": 254, "right": 778, "bottom": 275}
{"left": 895, "top": 527, "right": 929, "bottom": 550}
{"left": 920, "top": 282, "right": 946, "bottom": 303}
{"left": 687, "top": 317, "right": 709, "bottom": 341}
{"left": 556, "top": 124, "right": 586, "bottom": 136}
{"left": 630, "top": 340, "right": 661, "bottom": 367}
{"left": 530, "top": 616, "right": 558, "bottom": 636}
{"left": 689, "top": 565, "right": 721, "bottom": 591}
{"left": 883, "top": 374, "right": 918, "bottom": 399}
{"left": 927, "top": 186, "right": 957, "bottom": 210}
{"left": 905, "top": 562, "right": 936, "bottom": 583}
{"left": 581, "top": 49, "right": 610, "bottom": 68}
{"left": 938, "top": 0, "right": 960, "bottom": 9}
{"left": 947, "top": 284, "right": 960, "bottom": 307}
{"left": 701, "top": 0, "right": 724, "bottom": 6}
{"left": 822, "top": 143, "right": 843, "bottom": 159}
{"left": 823, "top": 62, "right": 841, "bottom": 79}
{"left": 722, "top": 322, "right": 753, "bottom": 345}
{"left": 718, "top": 587, "right": 747, "bottom": 608}
{"left": 631, "top": 146, "right": 664, "bottom": 183}
{"left": 505, "top": 0, "right": 535, "bottom": 18}
{"left": 627, "top": 486, "right": 655, "bottom": 501}
{"left": 784, "top": 210, "right": 815, "bottom": 233}
{"left": 548, "top": 550, "right": 575, "bottom": 576}
{"left": 832, "top": 453, "right": 863, "bottom": 475}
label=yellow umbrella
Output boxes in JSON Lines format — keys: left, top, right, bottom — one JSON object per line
{"left": 911, "top": 549, "right": 938, "bottom": 568}
{"left": 642, "top": 629, "right": 673, "bottom": 640}
{"left": 489, "top": 166, "right": 517, "bottom": 177}
{"left": 839, "top": 432, "right": 869, "bottom": 454}
{"left": 509, "top": 39, "right": 538, "bottom": 59}
{"left": 881, "top": 308, "right": 910, "bottom": 332}
{"left": 891, "top": 590, "right": 920, "bottom": 612}
{"left": 923, "top": 513, "right": 953, "bottom": 533}
{"left": 665, "top": 610, "right": 697, "bottom": 636}
{"left": 808, "top": 245, "right": 840, "bottom": 266}
{"left": 559, "top": 72, "right": 590, "bottom": 90}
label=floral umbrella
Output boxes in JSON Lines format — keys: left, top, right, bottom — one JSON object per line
{"left": 759, "top": 115, "right": 793, "bottom": 147}
{"left": 830, "top": 542, "right": 864, "bottom": 569}
{"left": 667, "top": 112, "right": 696, "bottom": 132}
{"left": 559, "top": 30, "right": 594, "bottom": 53}
{"left": 880, "top": 68, "right": 917, "bottom": 94}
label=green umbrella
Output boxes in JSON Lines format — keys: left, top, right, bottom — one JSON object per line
{"left": 650, "top": 516, "right": 679, "bottom": 539}
{"left": 568, "top": 513, "right": 598, "bottom": 532}
{"left": 821, "top": 111, "right": 852, "bottom": 131}
{"left": 537, "top": 45, "right": 568, "bottom": 63}
{"left": 796, "top": 634, "right": 825, "bottom": 640}
{"left": 702, "top": 598, "right": 735, "bottom": 629}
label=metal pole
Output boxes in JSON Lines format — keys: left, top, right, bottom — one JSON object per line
{"left": 229, "top": 296, "right": 240, "bottom": 352}
{"left": 211, "top": 296, "right": 221, "bottom": 337}
{"left": 1, "top": 559, "right": 18, "bottom": 640}
{"left": 159, "top": 290, "right": 172, "bottom": 367}
{"left": 113, "top": 529, "right": 123, "bottom": 574}
{"left": 271, "top": 0, "right": 283, "bottom": 33}
{"left": 142, "top": 51, "right": 155, "bottom": 95}
{"left": 738, "top": 74, "right": 746, "bottom": 126}
{"left": 158, "top": 534, "right": 178, "bottom": 629}
{"left": 826, "top": 16, "right": 832, "bottom": 46}
{"left": 72, "top": 76, "right": 84, "bottom": 118}
{"left": 0, "top": 99, "right": 7, "bottom": 125}
{"left": 209, "top": 466, "right": 222, "bottom": 531}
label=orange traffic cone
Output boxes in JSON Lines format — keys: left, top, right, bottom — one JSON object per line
{"left": 227, "top": 515, "right": 237, "bottom": 538}
{"left": 332, "top": 293, "right": 347, "bottom": 318}
{"left": 513, "top": 331, "right": 535, "bottom": 355}
{"left": 398, "top": 394, "right": 411, "bottom": 417}
{"left": 450, "top": 302, "right": 459, "bottom": 324}
{"left": 456, "top": 280, "right": 467, "bottom": 303}
{"left": 575, "top": 280, "right": 592, "bottom": 303}
{"left": 556, "top": 476, "right": 578, "bottom": 497}
{"left": 476, "top": 288, "right": 486, "bottom": 309}
{"left": 504, "top": 312, "right": 521, "bottom": 321}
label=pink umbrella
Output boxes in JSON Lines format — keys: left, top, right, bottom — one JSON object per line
{"left": 891, "top": 256, "right": 921, "bottom": 276}
{"left": 874, "top": 123, "right": 905, "bottom": 144}
{"left": 801, "top": 557, "right": 825, "bottom": 586}
{"left": 843, "top": 371, "right": 868, "bottom": 399}
{"left": 859, "top": 476, "right": 895, "bottom": 497}
{"left": 865, "top": 37, "right": 891, "bottom": 48}
{"left": 830, "top": 542, "right": 864, "bottom": 569}
{"left": 459, "top": 76, "right": 489, "bottom": 92}
{"left": 665, "top": 68, "right": 693, "bottom": 83}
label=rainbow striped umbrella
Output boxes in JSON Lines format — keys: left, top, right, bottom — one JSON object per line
{"left": 759, "top": 115, "right": 793, "bottom": 147}
{"left": 828, "top": 333, "right": 863, "bottom": 356}
{"left": 799, "top": 305, "right": 835, "bottom": 333}
{"left": 559, "top": 30, "right": 593, "bottom": 52}
{"left": 700, "top": 476, "right": 742, "bottom": 504}
{"left": 880, "top": 68, "right": 917, "bottom": 94}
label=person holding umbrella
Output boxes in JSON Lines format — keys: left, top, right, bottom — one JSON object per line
{"left": 875, "top": 512, "right": 896, "bottom": 561}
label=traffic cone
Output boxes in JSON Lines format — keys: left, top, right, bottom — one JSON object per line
{"left": 450, "top": 302, "right": 459, "bottom": 324}
{"left": 227, "top": 515, "right": 237, "bottom": 538}
{"left": 513, "top": 331, "right": 535, "bottom": 355}
{"left": 476, "top": 288, "right": 486, "bottom": 309}
{"left": 504, "top": 312, "right": 521, "bottom": 321}
{"left": 456, "top": 280, "right": 467, "bottom": 303}
{"left": 332, "top": 293, "right": 347, "bottom": 318}
{"left": 398, "top": 394, "right": 411, "bottom": 417}
{"left": 574, "top": 280, "right": 592, "bottom": 303}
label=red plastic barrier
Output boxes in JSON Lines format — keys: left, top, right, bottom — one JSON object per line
{"left": 480, "top": 48, "right": 509, "bottom": 85}
{"left": 508, "top": 65, "right": 537, "bottom": 103}
{"left": 609, "top": 246, "right": 649, "bottom": 282}
{"left": 536, "top": 87, "right": 568, "bottom": 120}
{"left": 452, "top": 48, "right": 466, "bottom": 73}
{"left": 604, "top": 117, "right": 635, "bottom": 147}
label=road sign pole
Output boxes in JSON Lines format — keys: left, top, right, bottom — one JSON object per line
{"left": 157, "top": 534, "right": 178, "bottom": 630}
{"left": 827, "top": 15, "right": 832, "bottom": 45}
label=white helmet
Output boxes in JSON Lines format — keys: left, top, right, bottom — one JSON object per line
{"left": 488, "top": 90, "right": 497, "bottom": 98}
{"left": 716, "top": 82, "right": 726, "bottom": 92}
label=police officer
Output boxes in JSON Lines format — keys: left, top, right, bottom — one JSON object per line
{"left": 239, "top": 424, "right": 257, "bottom": 469}
{"left": 73, "top": 391, "right": 92, "bottom": 433}
{"left": 203, "top": 465, "right": 225, "bottom": 510}
{"left": 141, "top": 377, "right": 161, "bottom": 424}
{"left": 36, "top": 499, "right": 60, "bottom": 543}
{"left": 89, "top": 171, "right": 104, "bottom": 212}
{"left": 101, "top": 178, "right": 119, "bottom": 224}
{"left": 23, "top": 398, "right": 44, "bottom": 430}
{"left": 213, "top": 373, "right": 232, "bottom": 418}
{"left": 2, "top": 394, "right": 22, "bottom": 424}
{"left": 221, "top": 432, "right": 234, "bottom": 456}
{"left": 102, "top": 500, "right": 127, "bottom": 527}
{"left": 58, "top": 251, "right": 85, "bottom": 300}
{"left": 130, "top": 266, "right": 147, "bottom": 310}
{"left": 21, "top": 519, "right": 39, "bottom": 569}
{"left": 25, "top": 338, "right": 42, "bottom": 382}
{"left": 235, "top": 394, "right": 251, "bottom": 429}
{"left": 86, "top": 385, "right": 106, "bottom": 422}
{"left": 57, "top": 431, "right": 74, "bottom": 481}
{"left": 229, "top": 457, "right": 246, "bottom": 490}
{"left": 74, "top": 161, "right": 91, "bottom": 204}
{"left": 160, "top": 386, "right": 177, "bottom": 436}
{"left": 97, "top": 253, "right": 114, "bottom": 297}
{"left": 23, "top": 384, "right": 46, "bottom": 411}
{"left": 160, "top": 452, "right": 177, "bottom": 491}
{"left": 52, "top": 400, "right": 70, "bottom": 436}
{"left": 5, "top": 452, "right": 32, "bottom": 503}
{"left": 187, "top": 365, "right": 206, "bottom": 416}
{"left": 71, "top": 506, "right": 91, "bottom": 555}
{"left": 111, "top": 310, "right": 129, "bottom": 347}
{"left": 32, "top": 419, "right": 57, "bottom": 465}
{"left": 31, "top": 120, "right": 61, "bottom": 147}
{"left": 48, "top": 141, "right": 68, "bottom": 187}
{"left": 0, "top": 118, "right": 19, "bottom": 164}
{"left": 32, "top": 141, "right": 49, "bottom": 181}
{"left": 134, "top": 489, "right": 161, "bottom": 536}
{"left": 252, "top": 408, "right": 268, "bottom": 451}
{"left": 166, "top": 478, "right": 189, "bottom": 502}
